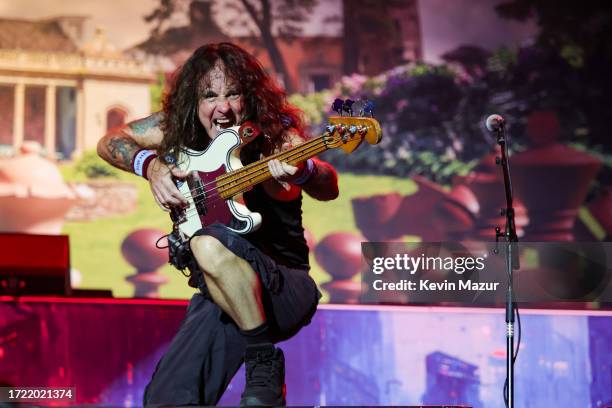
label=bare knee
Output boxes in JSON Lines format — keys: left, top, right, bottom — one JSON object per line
{"left": 191, "top": 235, "right": 256, "bottom": 286}
{"left": 190, "top": 235, "right": 234, "bottom": 279}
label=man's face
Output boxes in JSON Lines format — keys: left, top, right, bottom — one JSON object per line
{"left": 198, "top": 62, "right": 245, "bottom": 139}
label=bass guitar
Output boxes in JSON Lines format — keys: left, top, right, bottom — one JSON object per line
{"left": 169, "top": 115, "right": 382, "bottom": 240}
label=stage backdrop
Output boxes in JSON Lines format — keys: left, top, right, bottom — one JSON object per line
{"left": 0, "top": 0, "right": 610, "bottom": 300}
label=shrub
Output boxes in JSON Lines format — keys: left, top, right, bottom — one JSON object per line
{"left": 75, "top": 150, "right": 120, "bottom": 179}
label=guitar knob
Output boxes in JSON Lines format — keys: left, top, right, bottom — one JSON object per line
{"left": 332, "top": 98, "right": 344, "bottom": 115}
{"left": 351, "top": 100, "right": 365, "bottom": 116}
{"left": 342, "top": 99, "right": 355, "bottom": 116}
{"left": 326, "top": 125, "right": 337, "bottom": 134}
{"left": 364, "top": 100, "right": 375, "bottom": 117}
{"left": 348, "top": 125, "right": 358, "bottom": 134}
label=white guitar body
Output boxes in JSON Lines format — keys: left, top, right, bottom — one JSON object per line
{"left": 167, "top": 114, "right": 383, "bottom": 242}
{"left": 171, "top": 126, "right": 262, "bottom": 239}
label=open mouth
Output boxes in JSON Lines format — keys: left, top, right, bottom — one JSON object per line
{"left": 213, "top": 118, "right": 235, "bottom": 131}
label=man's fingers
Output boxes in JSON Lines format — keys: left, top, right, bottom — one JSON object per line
{"left": 152, "top": 191, "right": 170, "bottom": 212}
{"left": 169, "top": 187, "right": 189, "bottom": 207}
{"left": 162, "top": 184, "right": 188, "bottom": 207}
{"left": 152, "top": 181, "right": 187, "bottom": 209}
{"left": 169, "top": 165, "right": 188, "bottom": 179}
{"left": 281, "top": 162, "right": 298, "bottom": 175}
{"left": 268, "top": 160, "right": 280, "bottom": 179}
{"left": 268, "top": 159, "right": 300, "bottom": 182}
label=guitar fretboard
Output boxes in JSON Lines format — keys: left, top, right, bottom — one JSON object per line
{"left": 214, "top": 133, "right": 331, "bottom": 199}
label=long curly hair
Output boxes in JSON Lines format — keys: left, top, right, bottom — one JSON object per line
{"left": 158, "top": 42, "right": 304, "bottom": 162}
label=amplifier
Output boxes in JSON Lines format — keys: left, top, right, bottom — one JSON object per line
{"left": 0, "top": 233, "right": 71, "bottom": 296}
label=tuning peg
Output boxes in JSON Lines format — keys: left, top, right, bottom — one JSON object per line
{"left": 363, "top": 100, "right": 375, "bottom": 117}
{"left": 342, "top": 99, "right": 355, "bottom": 116}
{"left": 332, "top": 98, "right": 344, "bottom": 115}
{"left": 351, "top": 99, "right": 365, "bottom": 116}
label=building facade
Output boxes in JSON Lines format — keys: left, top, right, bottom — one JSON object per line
{"left": 0, "top": 17, "right": 155, "bottom": 159}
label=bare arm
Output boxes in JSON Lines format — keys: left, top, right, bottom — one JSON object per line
{"left": 299, "top": 158, "right": 339, "bottom": 201}
{"left": 265, "top": 130, "right": 339, "bottom": 202}
{"left": 97, "top": 112, "right": 165, "bottom": 171}
{"left": 97, "top": 112, "right": 188, "bottom": 209}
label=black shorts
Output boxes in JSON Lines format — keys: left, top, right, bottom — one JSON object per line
{"left": 144, "top": 224, "right": 321, "bottom": 406}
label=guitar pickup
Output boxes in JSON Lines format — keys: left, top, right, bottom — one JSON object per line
{"left": 188, "top": 171, "right": 207, "bottom": 216}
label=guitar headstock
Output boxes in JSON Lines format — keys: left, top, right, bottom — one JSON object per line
{"left": 324, "top": 98, "right": 382, "bottom": 153}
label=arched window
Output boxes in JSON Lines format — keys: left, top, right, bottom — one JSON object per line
{"left": 106, "top": 107, "right": 127, "bottom": 131}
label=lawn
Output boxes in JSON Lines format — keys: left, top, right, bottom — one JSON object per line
{"left": 60, "top": 163, "right": 417, "bottom": 300}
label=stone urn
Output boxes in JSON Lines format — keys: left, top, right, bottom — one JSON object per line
{"left": 122, "top": 228, "right": 169, "bottom": 298}
{"left": 0, "top": 142, "right": 78, "bottom": 234}
{"left": 352, "top": 176, "right": 447, "bottom": 242}
{"left": 511, "top": 111, "right": 602, "bottom": 240}
{"left": 314, "top": 232, "right": 363, "bottom": 303}
{"left": 450, "top": 148, "right": 529, "bottom": 241}
{"left": 433, "top": 183, "right": 479, "bottom": 241}
{"left": 352, "top": 193, "right": 403, "bottom": 241}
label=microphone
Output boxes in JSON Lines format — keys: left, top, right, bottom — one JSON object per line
{"left": 485, "top": 114, "right": 505, "bottom": 132}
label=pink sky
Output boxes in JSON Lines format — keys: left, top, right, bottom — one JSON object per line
{"left": 0, "top": 0, "right": 536, "bottom": 62}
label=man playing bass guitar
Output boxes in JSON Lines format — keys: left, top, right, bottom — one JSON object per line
{"left": 97, "top": 42, "right": 338, "bottom": 406}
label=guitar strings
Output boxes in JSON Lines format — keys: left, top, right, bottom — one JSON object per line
{"left": 173, "top": 121, "right": 370, "bottom": 205}
{"left": 178, "top": 143, "right": 326, "bottom": 223}
{"left": 178, "top": 140, "right": 328, "bottom": 221}
{"left": 178, "top": 134, "right": 329, "bottom": 205}
{"left": 180, "top": 134, "right": 327, "bottom": 202}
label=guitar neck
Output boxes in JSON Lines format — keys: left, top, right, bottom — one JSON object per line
{"left": 215, "top": 133, "right": 330, "bottom": 199}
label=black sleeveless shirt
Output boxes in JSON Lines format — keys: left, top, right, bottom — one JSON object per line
{"left": 241, "top": 142, "right": 310, "bottom": 270}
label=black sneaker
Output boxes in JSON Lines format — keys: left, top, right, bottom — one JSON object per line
{"left": 240, "top": 343, "right": 286, "bottom": 407}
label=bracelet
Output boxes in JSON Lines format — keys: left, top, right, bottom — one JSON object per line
{"left": 293, "top": 159, "right": 317, "bottom": 185}
{"left": 132, "top": 149, "right": 158, "bottom": 179}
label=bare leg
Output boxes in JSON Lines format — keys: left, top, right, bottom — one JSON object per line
{"left": 190, "top": 235, "right": 265, "bottom": 330}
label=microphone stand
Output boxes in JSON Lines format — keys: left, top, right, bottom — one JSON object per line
{"left": 494, "top": 122, "right": 520, "bottom": 408}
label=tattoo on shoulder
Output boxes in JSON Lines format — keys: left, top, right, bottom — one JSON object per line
{"left": 129, "top": 112, "right": 163, "bottom": 136}
{"left": 109, "top": 136, "right": 140, "bottom": 168}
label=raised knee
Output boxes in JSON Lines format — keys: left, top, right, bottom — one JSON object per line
{"left": 190, "top": 235, "right": 232, "bottom": 279}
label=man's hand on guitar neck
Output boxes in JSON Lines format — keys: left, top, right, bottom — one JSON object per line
{"left": 265, "top": 138, "right": 339, "bottom": 202}
{"left": 264, "top": 139, "right": 306, "bottom": 201}
{"left": 268, "top": 158, "right": 305, "bottom": 186}
{"left": 147, "top": 157, "right": 189, "bottom": 212}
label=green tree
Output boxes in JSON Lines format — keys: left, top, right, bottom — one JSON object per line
{"left": 495, "top": 0, "right": 612, "bottom": 62}
{"left": 496, "top": 0, "right": 612, "bottom": 152}
{"left": 143, "top": 0, "right": 317, "bottom": 93}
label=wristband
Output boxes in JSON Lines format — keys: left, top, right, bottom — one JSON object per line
{"left": 132, "top": 149, "right": 158, "bottom": 179}
{"left": 293, "top": 159, "right": 317, "bottom": 185}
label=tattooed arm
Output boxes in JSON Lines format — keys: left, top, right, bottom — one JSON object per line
{"left": 97, "top": 112, "right": 188, "bottom": 209}
{"left": 96, "top": 112, "right": 164, "bottom": 171}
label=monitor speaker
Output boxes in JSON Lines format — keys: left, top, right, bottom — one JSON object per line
{"left": 0, "top": 233, "right": 71, "bottom": 296}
